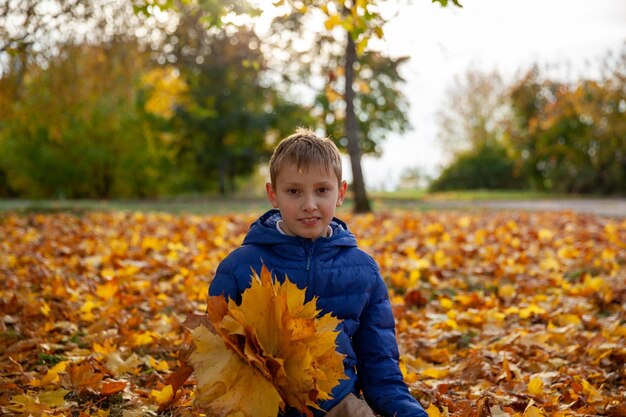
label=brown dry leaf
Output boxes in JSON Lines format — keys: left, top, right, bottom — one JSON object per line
{"left": 60, "top": 361, "right": 105, "bottom": 394}
{"left": 99, "top": 381, "right": 127, "bottom": 396}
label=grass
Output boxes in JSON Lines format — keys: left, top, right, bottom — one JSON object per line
{"left": 0, "top": 189, "right": 597, "bottom": 215}
{"left": 0, "top": 197, "right": 271, "bottom": 215}
{"left": 371, "top": 188, "right": 560, "bottom": 201}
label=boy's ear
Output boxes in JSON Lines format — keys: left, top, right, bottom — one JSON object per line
{"left": 266, "top": 182, "right": 279, "bottom": 208}
{"left": 336, "top": 180, "right": 348, "bottom": 207}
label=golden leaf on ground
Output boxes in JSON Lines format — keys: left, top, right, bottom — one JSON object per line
{"left": 426, "top": 403, "right": 446, "bottom": 417}
{"left": 421, "top": 367, "right": 449, "bottom": 379}
{"left": 150, "top": 384, "right": 174, "bottom": 405}
{"left": 188, "top": 265, "right": 346, "bottom": 417}
{"left": 30, "top": 361, "right": 67, "bottom": 387}
{"left": 5, "top": 394, "right": 51, "bottom": 415}
{"left": 38, "top": 388, "right": 70, "bottom": 407}
{"left": 525, "top": 405, "right": 546, "bottom": 417}
{"left": 528, "top": 377, "right": 544, "bottom": 396}
{"left": 2, "top": 210, "right": 624, "bottom": 417}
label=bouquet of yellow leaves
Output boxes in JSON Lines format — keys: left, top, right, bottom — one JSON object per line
{"left": 184, "top": 265, "right": 347, "bottom": 417}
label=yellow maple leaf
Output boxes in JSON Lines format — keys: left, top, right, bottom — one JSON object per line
{"left": 524, "top": 405, "right": 545, "bottom": 417}
{"left": 498, "top": 284, "right": 516, "bottom": 300}
{"left": 149, "top": 356, "right": 170, "bottom": 372}
{"left": 130, "top": 331, "right": 157, "bottom": 347}
{"left": 40, "top": 301, "right": 51, "bottom": 317}
{"left": 6, "top": 394, "right": 51, "bottom": 415}
{"left": 426, "top": 403, "right": 444, "bottom": 417}
{"left": 188, "top": 265, "right": 346, "bottom": 417}
{"left": 80, "top": 298, "right": 99, "bottom": 321}
{"left": 38, "top": 388, "right": 70, "bottom": 407}
{"left": 581, "top": 379, "right": 603, "bottom": 403}
{"left": 399, "top": 362, "right": 418, "bottom": 383}
{"left": 104, "top": 352, "right": 141, "bottom": 376}
{"left": 31, "top": 360, "right": 67, "bottom": 387}
{"left": 93, "top": 339, "right": 117, "bottom": 356}
{"left": 96, "top": 282, "right": 117, "bottom": 299}
{"left": 421, "top": 367, "right": 449, "bottom": 379}
{"left": 539, "top": 256, "right": 560, "bottom": 271}
{"left": 519, "top": 303, "right": 546, "bottom": 319}
{"left": 190, "top": 325, "right": 282, "bottom": 417}
{"left": 150, "top": 384, "right": 174, "bottom": 405}
{"left": 528, "top": 376, "right": 544, "bottom": 396}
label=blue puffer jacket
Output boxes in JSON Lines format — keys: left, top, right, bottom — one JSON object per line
{"left": 209, "top": 210, "right": 427, "bottom": 417}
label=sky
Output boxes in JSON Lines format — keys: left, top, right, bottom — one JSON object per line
{"left": 346, "top": 0, "right": 626, "bottom": 190}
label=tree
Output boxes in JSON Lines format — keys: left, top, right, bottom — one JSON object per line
{"left": 284, "top": 0, "right": 393, "bottom": 213}
{"left": 267, "top": 12, "right": 411, "bottom": 152}
{"left": 270, "top": 0, "right": 461, "bottom": 213}
{"left": 155, "top": 3, "right": 311, "bottom": 195}
{"left": 436, "top": 68, "right": 510, "bottom": 158}
{"left": 318, "top": 51, "right": 411, "bottom": 156}
{"left": 0, "top": 0, "right": 149, "bottom": 83}
{"left": 431, "top": 67, "right": 524, "bottom": 190}
{"left": 0, "top": 39, "right": 166, "bottom": 198}
{"left": 0, "top": 0, "right": 182, "bottom": 198}
{"left": 138, "top": 0, "right": 461, "bottom": 209}
{"left": 0, "top": 0, "right": 94, "bottom": 68}
{"left": 508, "top": 45, "right": 626, "bottom": 194}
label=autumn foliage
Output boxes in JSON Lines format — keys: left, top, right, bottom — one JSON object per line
{"left": 186, "top": 265, "right": 345, "bottom": 417}
{"left": 1, "top": 209, "right": 625, "bottom": 416}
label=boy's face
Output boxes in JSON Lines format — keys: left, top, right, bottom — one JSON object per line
{"left": 266, "top": 163, "right": 347, "bottom": 240}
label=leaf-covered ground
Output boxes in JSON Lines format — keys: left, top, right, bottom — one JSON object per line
{"left": 1, "top": 210, "right": 624, "bottom": 416}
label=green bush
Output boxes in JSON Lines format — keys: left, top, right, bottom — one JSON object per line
{"left": 430, "top": 142, "right": 527, "bottom": 191}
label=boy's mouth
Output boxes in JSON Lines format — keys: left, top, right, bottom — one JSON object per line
{"left": 299, "top": 217, "right": 321, "bottom": 226}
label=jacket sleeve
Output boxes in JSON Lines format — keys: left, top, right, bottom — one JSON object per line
{"left": 352, "top": 267, "right": 428, "bottom": 417}
{"left": 208, "top": 256, "right": 242, "bottom": 304}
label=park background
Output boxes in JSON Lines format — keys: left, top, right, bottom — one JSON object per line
{"left": 1, "top": 0, "right": 625, "bottom": 207}
{"left": 1, "top": 1, "right": 625, "bottom": 417}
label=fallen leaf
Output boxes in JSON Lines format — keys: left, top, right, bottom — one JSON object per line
{"left": 150, "top": 384, "right": 173, "bottom": 405}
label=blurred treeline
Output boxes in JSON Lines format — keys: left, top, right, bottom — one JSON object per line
{"left": 0, "top": 0, "right": 411, "bottom": 199}
{"left": 0, "top": 1, "right": 298, "bottom": 198}
{"left": 432, "top": 46, "right": 626, "bottom": 194}
{"left": 1, "top": 2, "right": 624, "bottom": 199}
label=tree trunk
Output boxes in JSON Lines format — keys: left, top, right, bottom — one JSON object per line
{"left": 218, "top": 159, "right": 227, "bottom": 195}
{"left": 344, "top": 33, "right": 371, "bottom": 213}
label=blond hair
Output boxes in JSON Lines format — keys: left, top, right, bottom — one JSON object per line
{"left": 269, "top": 128, "right": 342, "bottom": 187}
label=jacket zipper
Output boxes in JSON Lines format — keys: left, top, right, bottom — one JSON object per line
{"left": 303, "top": 241, "right": 315, "bottom": 299}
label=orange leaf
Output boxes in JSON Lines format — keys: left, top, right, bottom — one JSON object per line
{"left": 163, "top": 363, "right": 194, "bottom": 395}
{"left": 99, "top": 381, "right": 127, "bottom": 396}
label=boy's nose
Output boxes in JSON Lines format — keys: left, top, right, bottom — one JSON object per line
{"left": 303, "top": 194, "right": 317, "bottom": 211}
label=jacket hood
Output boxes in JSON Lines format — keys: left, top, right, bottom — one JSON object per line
{"left": 242, "top": 209, "right": 357, "bottom": 248}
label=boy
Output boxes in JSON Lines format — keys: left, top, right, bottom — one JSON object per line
{"left": 209, "top": 128, "right": 427, "bottom": 417}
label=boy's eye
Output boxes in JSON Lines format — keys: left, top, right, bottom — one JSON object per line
{"left": 287, "top": 188, "right": 300, "bottom": 194}
{"left": 317, "top": 187, "right": 329, "bottom": 193}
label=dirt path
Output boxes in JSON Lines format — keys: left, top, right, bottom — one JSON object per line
{"left": 425, "top": 198, "right": 626, "bottom": 218}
